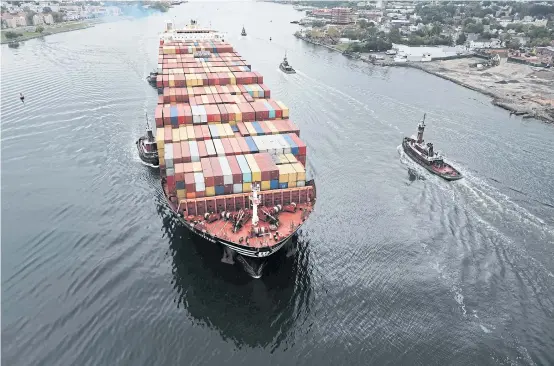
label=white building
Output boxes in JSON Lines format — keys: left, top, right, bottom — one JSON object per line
{"left": 468, "top": 39, "right": 502, "bottom": 49}
{"left": 43, "top": 13, "right": 53, "bottom": 25}
{"left": 32, "top": 14, "right": 44, "bottom": 25}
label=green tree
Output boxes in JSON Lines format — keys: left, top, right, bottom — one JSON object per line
{"left": 1, "top": 5, "right": 7, "bottom": 13}
{"left": 25, "top": 10, "right": 36, "bottom": 25}
{"left": 431, "top": 22, "right": 442, "bottom": 36}
{"left": 506, "top": 38, "right": 521, "bottom": 50}
{"left": 312, "top": 20, "right": 325, "bottom": 28}
{"left": 36, "top": 25, "right": 44, "bottom": 33}
{"left": 42, "top": 6, "right": 52, "bottom": 13}
{"left": 358, "top": 19, "right": 368, "bottom": 29}
{"left": 5, "top": 31, "right": 21, "bottom": 39}
{"left": 456, "top": 32, "right": 467, "bottom": 45}
{"left": 52, "top": 12, "right": 63, "bottom": 23}
{"left": 388, "top": 28, "right": 401, "bottom": 43}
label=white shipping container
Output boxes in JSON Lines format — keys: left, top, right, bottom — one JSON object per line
{"left": 198, "top": 105, "right": 207, "bottom": 123}
{"left": 194, "top": 172, "right": 204, "bottom": 185}
{"left": 189, "top": 141, "right": 200, "bottom": 162}
{"left": 213, "top": 139, "right": 225, "bottom": 156}
{"left": 275, "top": 134, "right": 291, "bottom": 154}
{"left": 297, "top": 180, "right": 306, "bottom": 187}
{"left": 233, "top": 183, "right": 243, "bottom": 194}
{"left": 252, "top": 136, "right": 266, "bottom": 152}
{"left": 205, "top": 139, "right": 216, "bottom": 156}
{"left": 265, "top": 136, "right": 281, "bottom": 155}
{"left": 166, "top": 168, "right": 175, "bottom": 176}
{"left": 164, "top": 143, "right": 174, "bottom": 159}
{"left": 218, "top": 156, "right": 233, "bottom": 185}
{"left": 166, "top": 159, "right": 174, "bottom": 169}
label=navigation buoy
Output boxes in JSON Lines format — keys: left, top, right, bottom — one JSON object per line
{"left": 20, "top": 93, "right": 24, "bottom": 103}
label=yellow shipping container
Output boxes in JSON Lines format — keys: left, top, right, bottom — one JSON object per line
{"left": 232, "top": 105, "right": 242, "bottom": 122}
{"left": 156, "top": 128, "right": 165, "bottom": 145}
{"left": 159, "top": 156, "right": 165, "bottom": 166}
{"left": 179, "top": 126, "right": 188, "bottom": 141}
{"left": 278, "top": 165, "right": 289, "bottom": 183}
{"left": 292, "top": 163, "right": 306, "bottom": 181}
{"left": 245, "top": 154, "right": 261, "bottom": 182}
{"left": 187, "top": 87, "right": 194, "bottom": 96}
{"left": 169, "top": 79, "right": 175, "bottom": 88}
{"left": 186, "top": 126, "right": 195, "bottom": 140}
{"left": 287, "top": 165, "right": 297, "bottom": 183}
{"left": 277, "top": 154, "right": 289, "bottom": 165}
{"left": 206, "top": 187, "right": 215, "bottom": 197}
{"left": 172, "top": 128, "right": 180, "bottom": 143}
{"left": 284, "top": 153, "right": 297, "bottom": 164}
{"left": 242, "top": 182, "right": 252, "bottom": 192}
{"left": 228, "top": 72, "right": 236, "bottom": 85}
{"left": 244, "top": 122, "right": 256, "bottom": 136}
{"left": 261, "top": 181, "right": 271, "bottom": 191}
{"left": 192, "top": 162, "right": 202, "bottom": 172}
{"left": 229, "top": 120, "right": 237, "bottom": 127}
{"left": 288, "top": 181, "right": 297, "bottom": 188}
{"left": 216, "top": 124, "right": 226, "bottom": 137}
{"left": 276, "top": 101, "right": 289, "bottom": 118}
{"left": 266, "top": 121, "right": 279, "bottom": 135}
{"left": 223, "top": 124, "right": 234, "bottom": 137}
{"left": 177, "top": 189, "right": 187, "bottom": 199}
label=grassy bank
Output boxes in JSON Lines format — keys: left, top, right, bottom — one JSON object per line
{"left": 1, "top": 22, "right": 92, "bottom": 44}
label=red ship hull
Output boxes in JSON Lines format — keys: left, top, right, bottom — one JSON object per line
{"left": 402, "top": 139, "right": 462, "bottom": 181}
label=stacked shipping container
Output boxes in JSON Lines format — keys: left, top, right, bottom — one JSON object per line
{"left": 156, "top": 40, "right": 309, "bottom": 201}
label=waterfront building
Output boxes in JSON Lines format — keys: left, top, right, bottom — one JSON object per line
{"left": 331, "top": 7, "right": 353, "bottom": 25}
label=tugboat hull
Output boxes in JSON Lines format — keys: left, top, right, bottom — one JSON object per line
{"left": 136, "top": 137, "right": 159, "bottom": 167}
{"left": 279, "top": 64, "right": 296, "bottom": 74}
{"left": 402, "top": 139, "right": 462, "bottom": 181}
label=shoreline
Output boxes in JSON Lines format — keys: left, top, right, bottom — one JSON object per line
{"left": 1, "top": 22, "right": 94, "bottom": 44}
{"left": 295, "top": 35, "right": 554, "bottom": 124}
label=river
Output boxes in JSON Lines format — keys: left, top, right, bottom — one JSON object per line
{"left": 2, "top": 2, "right": 554, "bottom": 365}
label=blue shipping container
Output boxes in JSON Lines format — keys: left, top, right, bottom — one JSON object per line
{"left": 270, "top": 180, "right": 279, "bottom": 189}
{"left": 176, "top": 181, "right": 185, "bottom": 190}
{"left": 279, "top": 182, "right": 288, "bottom": 189}
{"left": 215, "top": 186, "right": 225, "bottom": 195}
{"left": 170, "top": 106, "right": 178, "bottom": 125}
{"left": 252, "top": 121, "right": 264, "bottom": 135}
{"left": 231, "top": 125, "right": 239, "bottom": 133}
{"left": 282, "top": 135, "right": 299, "bottom": 155}
{"left": 263, "top": 101, "right": 276, "bottom": 119}
{"left": 236, "top": 155, "right": 252, "bottom": 183}
{"left": 244, "top": 136, "right": 259, "bottom": 153}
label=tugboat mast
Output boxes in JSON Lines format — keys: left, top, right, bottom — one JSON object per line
{"left": 417, "top": 113, "right": 426, "bottom": 144}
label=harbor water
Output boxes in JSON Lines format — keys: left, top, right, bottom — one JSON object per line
{"left": 2, "top": 2, "right": 553, "bottom": 365}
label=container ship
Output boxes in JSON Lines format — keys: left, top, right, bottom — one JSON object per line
{"left": 153, "top": 20, "right": 316, "bottom": 278}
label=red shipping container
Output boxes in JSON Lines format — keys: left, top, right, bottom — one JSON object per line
{"left": 253, "top": 71, "right": 263, "bottom": 84}
{"left": 163, "top": 106, "right": 171, "bottom": 125}
{"left": 158, "top": 95, "right": 164, "bottom": 105}
{"left": 201, "top": 158, "right": 215, "bottom": 187}
{"left": 180, "top": 141, "right": 191, "bottom": 163}
{"left": 167, "top": 175, "right": 176, "bottom": 193}
{"left": 298, "top": 155, "right": 306, "bottom": 166}
{"left": 213, "top": 94, "right": 223, "bottom": 104}
{"left": 260, "top": 84, "right": 271, "bottom": 99}
{"left": 226, "top": 155, "right": 243, "bottom": 184}
{"left": 194, "top": 125, "right": 203, "bottom": 141}
{"left": 184, "top": 172, "right": 196, "bottom": 192}
{"left": 235, "top": 135, "right": 250, "bottom": 154}
{"left": 157, "top": 76, "right": 163, "bottom": 89}
{"left": 155, "top": 105, "right": 164, "bottom": 127}
{"left": 238, "top": 85, "right": 247, "bottom": 93}
{"left": 215, "top": 85, "right": 224, "bottom": 94}
{"left": 209, "top": 157, "right": 224, "bottom": 186}
{"left": 224, "top": 184, "right": 233, "bottom": 194}
{"left": 184, "top": 105, "right": 193, "bottom": 124}
{"left": 183, "top": 162, "right": 194, "bottom": 174}
{"left": 271, "top": 120, "right": 284, "bottom": 133}
{"left": 194, "top": 96, "right": 203, "bottom": 105}
{"left": 173, "top": 142, "right": 183, "bottom": 164}
{"left": 164, "top": 125, "right": 173, "bottom": 143}
{"left": 217, "top": 104, "right": 229, "bottom": 122}
{"left": 238, "top": 103, "right": 255, "bottom": 122}
{"left": 163, "top": 88, "right": 170, "bottom": 104}
{"left": 220, "top": 138, "right": 233, "bottom": 156}
{"left": 259, "top": 121, "right": 272, "bottom": 135}
{"left": 176, "top": 105, "right": 185, "bottom": 125}
{"left": 267, "top": 100, "right": 282, "bottom": 119}
{"left": 206, "top": 95, "right": 216, "bottom": 105}
{"left": 259, "top": 153, "right": 279, "bottom": 180}
{"left": 243, "top": 93, "right": 254, "bottom": 103}
{"left": 197, "top": 140, "right": 208, "bottom": 158}
{"left": 175, "top": 163, "right": 185, "bottom": 182}
{"left": 288, "top": 133, "right": 307, "bottom": 155}
{"left": 201, "top": 125, "right": 211, "bottom": 140}
{"left": 253, "top": 154, "right": 270, "bottom": 181}
{"left": 237, "top": 122, "right": 249, "bottom": 136}
{"left": 229, "top": 137, "right": 242, "bottom": 156}
{"left": 284, "top": 120, "right": 300, "bottom": 136}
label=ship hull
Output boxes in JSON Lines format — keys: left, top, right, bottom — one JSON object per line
{"left": 402, "top": 139, "right": 462, "bottom": 181}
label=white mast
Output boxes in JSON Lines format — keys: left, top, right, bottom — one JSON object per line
{"left": 250, "top": 184, "right": 261, "bottom": 227}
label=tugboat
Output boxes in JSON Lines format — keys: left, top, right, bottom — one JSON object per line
{"left": 241, "top": 26, "right": 247, "bottom": 37}
{"left": 146, "top": 71, "right": 158, "bottom": 87}
{"left": 279, "top": 52, "right": 296, "bottom": 74}
{"left": 136, "top": 113, "right": 159, "bottom": 167}
{"left": 402, "top": 114, "right": 462, "bottom": 181}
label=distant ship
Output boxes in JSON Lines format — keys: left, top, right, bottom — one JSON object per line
{"left": 279, "top": 52, "right": 295, "bottom": 74}
{"left": 402, "top": 114, "right": 462, "bottom": 181}
{"left": 155, "top": 20, "right": 315, "bottom": 278}
{"left": 241, "top": 26, "right": 247, "bottom": 37}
